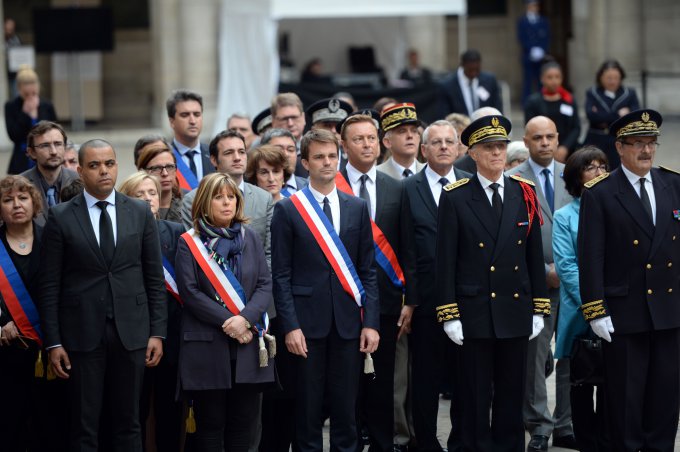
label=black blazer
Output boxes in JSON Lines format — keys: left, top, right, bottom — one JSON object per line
{"left": 272, "top": 190, "right": 379, "bottom": 339}
{"left": 401, "top": 166, "right": 471, "bottom": 318}
{"left": 340, "top": 169, "right": 417, "bottom": 316}
{"left": 38, "top": 192, "right": 167, "bottom": 352}
{"left": 176, "top": 226, "right": 274, "bottom": 390}
{"left": 578, "top": 167, "right": 680, "bottom": 334}
{"left": 439, "top": 70, "right": 502, "bottom": 117}
{"left": 524, "top": 93, "right": 581, "bottom": 152}
{"left": 158, "top": 219, "right": 184, "bottom": 365}
{"left": 4, "top": 96, "right": 57, "bottom": 174}
{"left": 435, "top": 175, "right": 548, "bottom": 339}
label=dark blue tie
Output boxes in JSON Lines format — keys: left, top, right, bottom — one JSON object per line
{"left": 186, "top": 149, "right": 198, "bottom": 177}
{"left": 542, "top": 168, "right": 554, "bottom": 213}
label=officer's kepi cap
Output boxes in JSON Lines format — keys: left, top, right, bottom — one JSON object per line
{"left": 609, "top": 109, "right": 662, "bottom": 139}
{"left": 460, "top": 115, "right": 512, "bottom": 147}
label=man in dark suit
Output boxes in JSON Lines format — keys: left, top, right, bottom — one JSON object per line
{"left": 20, "top": 121, "right": 79, "bottom": 226}
{"left": 272, "top": 129, "right": 379, "bottom": 452}
{"left": 440, "top": 49, "right": 502, "bottom": 118}
{"left": 435, "top": 115, "right": 549, "bottom": 451}
{"left": 517, "top": 0, "right": 551, "bottom": 105}
{"left": 578, "top": 109, "right": 680, "bottom": 451}
{"left": 338, "top": 113, "right": 416, "bottom": 451}
{"left": 402, "top": 120, "right": 471, "bottom": 452}
{"left": 166, "top": 89, "right": 214, "bottom": 181}
{"left": 39, "top": 139, "right": 167, "bottom": 452}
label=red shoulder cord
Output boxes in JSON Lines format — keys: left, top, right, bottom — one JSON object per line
{"left": 518, "top": 182, "right": 544, "bottom": 236}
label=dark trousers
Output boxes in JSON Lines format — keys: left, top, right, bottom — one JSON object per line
{"left": 188, "top": 387, "right": 260, "bottom": 452}
{"left": 570, "top": 383, "right": 609, "bottom": 452}
{"left": 459, "top": 336, "right": 528, "bottom": 452}
{"left": 0, "top": 344, "right": 38, "bottom": 452}
{"left": 140, "top": 359, "right": 183, "bottom": 452}
{"left": 357, "top": 314, "right": 398, "bottom": 452}
{"left": 602, "top": 328, "right": 680, "bottom": 452}
{"left": 295, "top": 324, "right": 361, "bottom": 452}
{"left": 410, "top": 314, "right": 462, "bottom": 452}
{"left": 68, "top": 319, "right": 146, "bottom": 452}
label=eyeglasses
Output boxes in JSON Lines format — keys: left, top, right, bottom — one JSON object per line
{"left": 428, "top": 139, "right": 457, "bottom": 148}
{"left": 146, "top": 164, "right": 177, "bottom": 174}
{"left": 275, "top": 114, "right": 302, "bottom": 123}
{"left": 33, "top": 141, "right": 64, "bottom": 151}
{"left": 622, "top": 140, "right": 659, "bottom": 151}
{"left": 584, "top": 164, "right": 607, "bottom": 173}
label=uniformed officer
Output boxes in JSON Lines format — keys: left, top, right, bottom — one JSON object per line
{"left": 435, "top": 114, "right": 550, "bottom": 452}
{"left": 578, "top": 109, "right": 680, "bottom": 452}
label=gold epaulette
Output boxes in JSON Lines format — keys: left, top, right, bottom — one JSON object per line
{"left": 435, "top": 303, "right": 460, "bottom": 322}
{"left": 443, "top": 178, "right": 469, "bottom": 192}
{"left": 509, "top": 174, "right": 535, "bottom": 186}
{"left": 659, "top": 165, "right": 680, "bottom": 175}
{"left": 584, "top": 172, "right": 609, "bottom": 188}
{"left": 581, "top": 299, "right": 607, "bottom": 321}
{"left": 533, "top": 298, "right": 551, "bottom": 316}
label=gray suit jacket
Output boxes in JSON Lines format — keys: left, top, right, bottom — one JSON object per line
{"left": 20, "top": 166, "right": 79, "bottom": 227}
{"left": 376, "top": 157, "right": 425, "bottom": 180}
{"left": 507, "top": 160, "right": 572, "bottom": 270}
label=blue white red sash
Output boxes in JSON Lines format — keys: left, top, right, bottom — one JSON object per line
{"left": 289, "top": 188, "right": 365, "bottom": 306}
{"left": 335, "top": 173, "right": 405, "bottom": 292}
{"left": 172, "top": 145, "right": 199, "bottom": 191}
{"left": 280, "top": 187, "right": 292, "bottom": 198}
{"left": 162, "top": 256, "right": 182, "bottom": 305}
{"left": 0, "top": 241, "right": 42, "bottom": 345}
{"left": 181, "top": 230, "right": 269, "bottom": 333}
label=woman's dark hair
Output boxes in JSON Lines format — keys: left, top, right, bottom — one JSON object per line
{"left": 595, "top": 59, "right": 626, "bottom": 88}
{"left": 563, "top": 146, "right": 608, "bottom": 198}
{"left": 540, "top": 60, "right": 562, "bottom": 76}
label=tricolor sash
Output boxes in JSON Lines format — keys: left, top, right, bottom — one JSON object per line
{"left": 280, "top": 187, "right": 292, "bottom": 198}
{"left": 289, "top": 188, "right": 365, "bottom": 306}
{"left": 335, "top": 173, "right": 405, "bottom": 292}
{"left": 0, "top": 241, "right": 42, "bottom": 345}
{"left": 162, "top": 256, "right": 182, "bottom": 305}
{"left": 181, "top": 230, "right": 269, "bottom": 333}
{"left": 172, "top": 145, "right": 199, "bottom": 191}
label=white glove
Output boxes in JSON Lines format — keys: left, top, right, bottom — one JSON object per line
{"left": 590, "top": 316, "right": 614, "bottom": 342}
{"left": 443, "top": 320, "right": 464, "bottom": 345}
{"left": 529, "top": 315, "right": 544, "bottom": 340}
{"left": 530, "top": 46, "right": 545, "bottom": 62}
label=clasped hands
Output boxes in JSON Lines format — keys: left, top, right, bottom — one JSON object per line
{"left": 222, "top": 315, "right": 253, "bottom": 344}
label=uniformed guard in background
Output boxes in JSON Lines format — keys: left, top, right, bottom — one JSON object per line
{"left": 578, "top": 109, "right": 680, "bottom": 452}
{"left": 435, "top": 114, "right": 550, "bottom": 452}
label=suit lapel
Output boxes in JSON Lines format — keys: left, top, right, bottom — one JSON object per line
{"left": 649, "top": 170, "right": 671, "bottom": 258}
{"left": 338, "top": 191, "right": 350, "bottom": 237}
{"left": 492, "top": 177, "right": 522, "bottom": 262}
{"left": 613, "top": 169, "right": 654, "bottom": 238}
{"left": 71, "top": 194, "right": 107, "bottom": 267}
{"left": 111, "top": 193, "right": 130, "bottom": 265}
{"left": 518, "top": 162, "right": 552, "bottom": 222}
{"left": 467, "top": 176, "right": 499, "bottom": 239}
{"left": 415, "top": 170, "right": 437, "bottom": 219}
{"left": 374, "top": 172, "right": 388, "bottom": 224}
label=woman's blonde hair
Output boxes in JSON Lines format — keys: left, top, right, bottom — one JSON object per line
{"left": 191, "top": 172, "right": 248, "bottom": 230}
{"left": 16, "top": 68, "right": 39, "bottom": 87}
{"left": 118, "top": 171, "right": 161, "bottom": 203}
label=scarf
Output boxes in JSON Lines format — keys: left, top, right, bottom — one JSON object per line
{"left": 198, "top": 218, "right": 243, "bottom": 280}
{"left": 542, "top": 86, "right": 573, "bottom": 104}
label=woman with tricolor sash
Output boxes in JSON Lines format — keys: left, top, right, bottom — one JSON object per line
{"left": 119, "top": 171, "right": 185, "bottom": 452}
{"left": 0, "top": 175, "right": 45, "bottom": 451}
{"left": 175, "top": 172, "right": 275, "bottom": 451}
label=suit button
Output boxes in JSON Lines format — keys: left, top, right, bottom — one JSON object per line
{"left": 514, "top": 293, "right": 519, "bottom": 299}
{"left": 633, "top": 240, "right": 639, "bottom": 245}
{"left": 648, "top": 289, "right": 653, "bottom": 295}
{"left": 646, "top": 264, "right": 652, "bottom": 269}
{"left": 514, "top": 266, "right": 519, "bottom": 271}
{"left": 479, "top": 242, "right": 485, "bottom": 248}
{"left": 669, "top": 262, "right": 673, "bottom": 268}
{"left": 491, "top": 292, "right": 496, "bottom": 299}
{"left": 490, "top": 266, "right": 495, "bottom": 272}
{"left": 674, "top": 236, "right": 677, "bottom": 241}
{"left": 517, "top": 240, "right": 523, "bottom": 245}
{"left": 669, "top": 288, "right": 674, "bottom": 293}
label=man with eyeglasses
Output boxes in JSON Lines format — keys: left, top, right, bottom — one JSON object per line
{"left": 508, "top": 116, "right": 576, "bottom": 451}
{"left": 435, "top": 114, "right": 549, "bottom": 451}
{"left": 578, "top": 109, "right": 680, "bottom": 451}
{"left": 20, "top": 120, "right": 79, "bottom": 226}
{"left": 271, "top": 93, "right": 308, "bottom": 177}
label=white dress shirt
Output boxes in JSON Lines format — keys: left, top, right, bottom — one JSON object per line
{"left": 477, "top": 172, "right": 505, "bottom": 205}
{"left": 621, "top": 165, "right": 656, "bottom": 225}
{"left": 84, "top": 189, "right": 117, "bottom": 245}
{"left": 425, "top": 165, "right": 458, "bottom": 207}
{"left": 346, "top": 163, "right": 377, "bottom": 219}
{"left": 308, "top": 185, "right": 341, "bottom": 233}
{"left": 389, "top": 158, "right": 418, "bottom": 180}
{"left": 173, "top": 138, "right": 205, "bottom": 180}
{"left": 285, "top": 174, "right": 298, "bottom": 193}
{"left": 457, "top": 67, "right": 478, "bottom": 116}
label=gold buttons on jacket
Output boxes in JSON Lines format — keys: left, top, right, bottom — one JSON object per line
{"left": 514, "top": 293, "right": 519, "bottom": 299}
{"left": 648, "top": 289, "right": 653, "bottom": 295}
{"left": 634, "top": 240, "right": 639, "bottom": 245}
{"left": 517, "top": 240, "right": 523, "bottom": 245}
{"left": 514, "top": 266, "right": 519, "bottom": 271}
{"left": 491, "top": 292, "right": 496, "bottom": 299}
{"left": 669, "top": 262, "right": 673, "bottom": 268}
{"left": 669, "top": 288, "right": 674, "bottom": 293}
{"left": 479, "top": 242, "right": 485, "bottom": 248}
{"left": 646, "top": 264, "right": 652, "bottom": 269}
{"left": 490, "top": 266, "right": 496, "bottom": 272}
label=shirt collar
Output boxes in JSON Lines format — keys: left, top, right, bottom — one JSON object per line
{"left": 425, "top": 165, "right": 456, "bottom": 187}
{"left": 477, "top": 172, "right": 504, "bottom": 190}
{"left": 528, "top": 157, "right": 555, "bottom": 180}
{"left": 173, "top": 138, "right": 199, "bottom": 155}
{"left": 389, "top": 158, "right": 416, "bottom": 178}
{"left": 346, "top": 162, "right": 377, "bottom": 184}
{"left": 286, "top": 174, "right": 297, "bottom": 189}
{"left": 84, "top": 189, "right": 116, "bottom": 208}
{"left": 457, "top": 66, "right": 476, "bottom": 84}
{"left": 621, "top": 164, "right": 652, "bottom": 186}
{"left": 308, "top": 184, "right": 339, "bottom": 205}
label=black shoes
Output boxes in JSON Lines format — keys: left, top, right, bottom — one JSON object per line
{"left": 527, "top": 435, "right": 549, "bottom": 452}
{"left": 552, "top": 434, "right": 579, "bottom": 450}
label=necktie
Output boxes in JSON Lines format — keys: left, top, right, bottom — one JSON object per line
{"left": 439, "top": 177, "right": 450, "bottom": 187}
{"left": 489, "top": 183, "right": 502, "bottom": 219}
{"left": 186, "top": 149, "right": 198, "bottom": 177}
{"left": 402, "top": 168, "right": 413, "bottom": 179}
{"left": 46, "top": 187, "right": 57, "bottom": 207}
{"left": 469, "top": 80, "right": 478, "bottom": 112}
{"left": 541, "top": 168, "right": 554, "bottom": 212}
{"left": 96, "top": 201, "right": 115, "bottom": 266}
{"left": 322, "top": 197, "right": 334, "bottom": 229}
{"left": 359, "top": 174, "right": 371, "bottom": 213}
{"left": 639, "top": 177, "right": 654, "bottom": 223}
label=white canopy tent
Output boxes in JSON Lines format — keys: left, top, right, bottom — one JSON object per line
{"left": 213, "top": 0, "right": 466, "bottom": 135}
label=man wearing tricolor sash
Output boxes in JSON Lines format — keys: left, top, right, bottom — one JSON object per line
{"left": 338, "top": 112, "right": 417, "bottom": 451}
{"left": 272, "top": 129, "right": 379, "bottom": 452}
